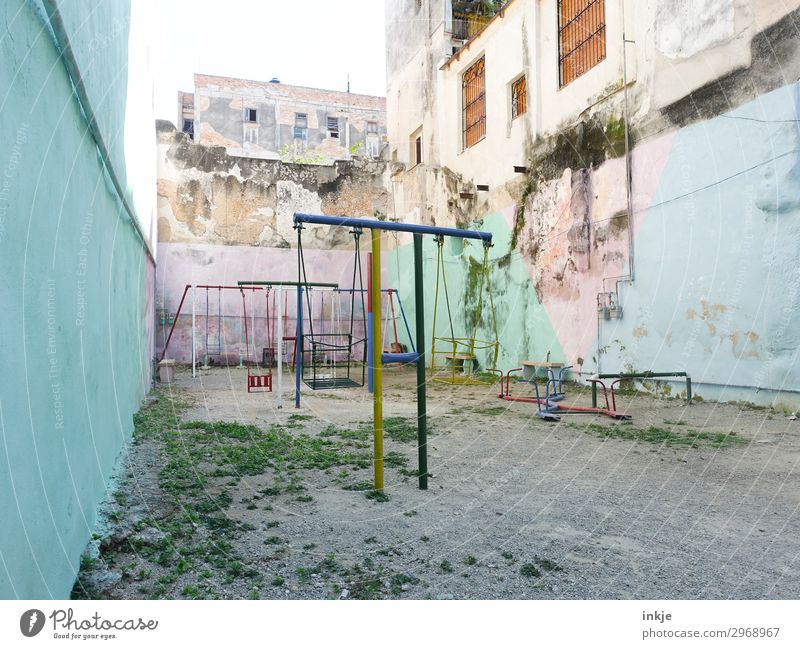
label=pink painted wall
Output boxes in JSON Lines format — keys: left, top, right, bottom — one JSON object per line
{"left": 156, "top": 242, "right": 374, "bottom": 363}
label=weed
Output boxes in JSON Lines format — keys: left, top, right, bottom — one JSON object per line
{"left": 403, "top": 509, "right": 418, "bottom": 517}
{"left": 465, "top": 556, "right": 478, "bottom": 566}
{"left": 501, "top": 551, "right": 513, "bottom": 560}
{"left": 534, "top": 557, "right": 563, "bottom": 572}
{"left": 271, "top": 575, "right": 285, "bottom": 587}
{"left": 520, "top": 563, "right": 541, "bottom": 578}
{"left": 264, "top": 536, "right": 284, "bottom": 545}
{"left": 364, "top": 537, "right": 378, "bottom": 544}
{"left": 384, "top": 451, "right": 409, "bottom": 468}
{"left": 365, "top": 490, "right": 390, "bottom": 502}
{"left": 390, "top": 573, "right": 420, "bottom": 595}
{"left": 266, "top": 521, "right": 280, "bottom": 528}
{"left": 296, "top": 495, "right": 314, "bottom": 503}
{"left": 421, "top": 535, "right": 430, "bottom": 543}
{"left": 344, "top": 481, "right": 373, "bottom": 492}
{"left": 440, "top": 560, "right": 454, "bottom": 573}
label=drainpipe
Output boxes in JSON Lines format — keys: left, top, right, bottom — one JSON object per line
{"left": 622, "top": 0, "right": 635, "bottom": 282}
{"left": 38, "top": 0, "right": 155, "bottom": 264}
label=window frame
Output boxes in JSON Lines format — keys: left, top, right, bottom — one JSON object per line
{"left": 510, "top": 74, "right": 527, "bottom": 120}
{"left": 294, "top": 113, "right": 308, "bottom": 140}
{"left": 462, "top": 55, "right": 486, "bottom": 150}
{"left": 245, "top": 107, "right": 258, "bottom": 123}
{"left": 557, "top": 0, "right": 607, "bottom": 88}
{"left": 327, "top": 116, "right": 340, "bottom": 138}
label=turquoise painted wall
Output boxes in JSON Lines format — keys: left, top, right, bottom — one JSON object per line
{"left": 387, "top": 212, "right": 564, "bottom": 374}
{"left": 0, "top": 0, "right": 152, "bottom": 597}
{"left": 600, "top": 82, "right": 800, "bottom": 405}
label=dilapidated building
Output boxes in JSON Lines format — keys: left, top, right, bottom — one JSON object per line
{"left": 385, "top": 0, "right": 800, "bottom": 406}
{"left": 178, "top": 74, "right": 387, "bottom": 162}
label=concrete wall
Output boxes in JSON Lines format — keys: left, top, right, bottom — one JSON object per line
{"left": 0, "top": 0, "right": 156, "bottom": 597}
{"left": 156, "top": 126, "right": 391, "bottom": 363}
{"left": 385, "top": 0, "right": 800, "bottom": 406}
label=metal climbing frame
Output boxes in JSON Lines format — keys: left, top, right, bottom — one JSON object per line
{"left": 430, "top": 235, "right": 500, "bottom": 384}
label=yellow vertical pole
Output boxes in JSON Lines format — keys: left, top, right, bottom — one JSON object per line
{"left": 371, "top": 228, "right": 384, "bottom": 490}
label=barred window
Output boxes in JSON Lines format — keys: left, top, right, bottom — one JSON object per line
{"left": 511, "top": 75, "right": 526, "bottom": 119}
{"left": 294, "top": 113, "right": 308, "bottom": 140}
{"left": 558, "top": 0, "right": 606, "bottom": 87}
{"left": 462, "top": 56, "right": 486, "bottom": 149}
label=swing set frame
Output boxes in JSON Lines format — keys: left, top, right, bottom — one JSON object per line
{"left": 293, "top": 212, "right": 492, "bottom": 492}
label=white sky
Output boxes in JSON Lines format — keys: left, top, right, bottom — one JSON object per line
{"left": 152, "top": 0, "right": 387, "bottom": 123}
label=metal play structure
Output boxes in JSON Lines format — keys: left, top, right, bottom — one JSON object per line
{"left": 430, "top": 234, "right": 500, "bottom": 384}
{"left": 499, "top": 365, "right": 632, "bottom": 421}
{"left": 293, "top": 212, "right": 493, "bottom": 492}
{"left": 295, "top": 226, "right": 369, "bottom": 390}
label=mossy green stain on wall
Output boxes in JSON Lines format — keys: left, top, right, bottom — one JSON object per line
{"left": 386, "top": 212, "right": 564, "bottom": 373}
{"left": 0, "top": 0, "right": 150, "bottom": 598}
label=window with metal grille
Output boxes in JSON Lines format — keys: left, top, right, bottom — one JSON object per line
{"left": 327, "top": 116, "right": 339, "bottom": 138}
{"left": 558, "top": 0, "right": 606, "bottom": 87}
{"left": 462, "top": 56, "right": 486, "bottom": 149}
{"left": 511, "top": 75, "right": 526, "bottom": 119}
{"left": 294, "top": 113, "right": 308, "bottom": 140}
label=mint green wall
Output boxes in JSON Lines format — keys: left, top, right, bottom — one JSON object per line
{"left": 0, "top": 0, "right": 152, "bottom": 598}
{"left": 386, "top": 212, "right": 564, "bottom": 373}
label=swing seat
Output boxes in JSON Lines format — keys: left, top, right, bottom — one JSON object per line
{"left": 248, "top": 374, "right": 272, "bottom": 393}
{"left": 302, "top": 376, "right": 362, "bottom": 390}
{"left": 444, "top": 353, "right": 475, "bottom": 371}
{"left": 381, "top": 352, "right": 420, "bottom": 364}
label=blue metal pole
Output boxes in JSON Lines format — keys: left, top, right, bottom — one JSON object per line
{"left": 294, "top": 213, "right": 492, "bottom": 242}
{"left": 295, "top": 284, "right": 302, "bottom": 408}
{"left": 367, "top": 252, "right": 374, "bottom": 393}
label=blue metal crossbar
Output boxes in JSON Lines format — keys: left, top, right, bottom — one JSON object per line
{"left": 294, "top": 213, "right": 493, "bottom": 243}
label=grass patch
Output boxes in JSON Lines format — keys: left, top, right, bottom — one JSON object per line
{"left": 573, "top": 423, "right": 747, "bottom": 448}
{"left": 365, "top": 490, "right": 390, "bottom": 502}
{"left": 343, "top": 481, "right": 372, "bottom": 492}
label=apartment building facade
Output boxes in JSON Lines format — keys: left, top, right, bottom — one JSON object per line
{"left": 385, "top": 0, "right": 800, "bottom": 406}
{"left": 179, "top": 74, "right": 387, "bottom": 162}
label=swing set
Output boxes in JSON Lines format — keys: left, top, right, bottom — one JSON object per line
{"left": 430, "top": 234, "right": 500, "bottom": 384}
{"left": 293, "top": 212, "right": 493, "bottom": 492}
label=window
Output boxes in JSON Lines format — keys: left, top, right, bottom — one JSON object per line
{"left": 366, "top": 121, "right": 379, "bottom": 134}
{"left": 511, "top": 75, "right": 527, "bottom": 119}
{"left": 462, "top": 56, "right": 486, "bottom": 149}
{"left": 409, "top": 127, "right": 423, "bottom": 165}
{"left": 294, "top": 113, "right": 308, "bottom": 140}
{"left": 327, "top": 116, "right": 339, "bottom": 138}
{"left": 182, "top": 118, "right": 194, "bottom": 139}
{"left": 245, "top": 108, "right": 257, "bottom": 122}
{"left": 558, "top": 0, "right": 606, "bottom": 87}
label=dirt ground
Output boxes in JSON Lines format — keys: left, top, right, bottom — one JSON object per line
{"left": 73, "top": 365, "right": 800, "bottom": 600}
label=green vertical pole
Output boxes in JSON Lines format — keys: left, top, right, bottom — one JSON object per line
{"left": 414, "top": 234, "right": 428, "bottom": 490}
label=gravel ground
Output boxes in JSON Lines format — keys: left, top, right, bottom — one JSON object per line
{"left": 73, "top": 365, "right": 800, "bottom": 600}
